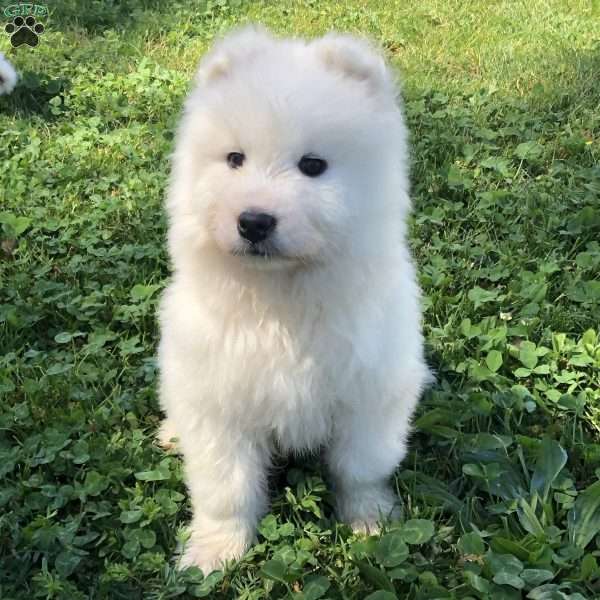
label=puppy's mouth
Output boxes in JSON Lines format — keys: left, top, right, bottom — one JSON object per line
{"left": 232, "top": 242, "right": 289, "bottom": 261}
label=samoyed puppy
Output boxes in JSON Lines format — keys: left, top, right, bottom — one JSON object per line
{"left": 158, "top": 26, "right": 429, "bottom": 573}
{"left": 0, "top": 53, "right": 17, "bottom": 95}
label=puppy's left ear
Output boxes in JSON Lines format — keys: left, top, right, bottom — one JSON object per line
{"left": 312, "top": 33, "right": 395, "bottom": 96}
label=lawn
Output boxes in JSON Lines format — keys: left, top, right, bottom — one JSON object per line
{"left": 1, "top": 0, "right": 599, "bottom": 598}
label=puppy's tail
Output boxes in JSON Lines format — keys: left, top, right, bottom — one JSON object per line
{"left": 0, "top": 53, "right": 17, "bottom": 95}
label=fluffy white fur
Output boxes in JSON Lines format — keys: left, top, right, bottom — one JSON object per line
{"left": 158, "top": 27, "right": 429, "bottom": 574}
{"left": 0, "top": 53, "right": 17, "bottom": 95}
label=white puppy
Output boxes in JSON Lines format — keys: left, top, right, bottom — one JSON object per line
{"left": 158, "top": 27, "right": 429, "bottom": 573}
{"left": 0, "top": 53, "right": 17, "bottom": 95}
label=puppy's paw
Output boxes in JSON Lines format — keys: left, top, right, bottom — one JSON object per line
{"left": 337, "top": 483, "right": 399, "bottom": 535}
{"left": 157, "top": 419, "right": 179, "bottom": 451}
{"left": 178, "top": 524, "right": 252, "bottom": 574}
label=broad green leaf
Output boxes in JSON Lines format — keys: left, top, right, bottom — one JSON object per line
{"left": 119, "top": 510, "right": 143, "bottom": 524}
{"left": 260, "top": 558, "right": 288, "bottom": 582}
{"left": 460, "top": 318, "right": 482, "bottom": 338}
{"left": 519, "top": 342, "right": 538, "bottom": 369}
{"left": 302, "top": 575, "right": 330, "bottom": 600}
{"left": 375, "top": 531, "right": 409, "bottom": 566}
{"left": 568, "top": 480, "right": 600, "bottom": 549}
{"left": 463, "top": 463, "right": 485, "bottom": 478}
{"left": 488, "top": 553, "right": 524, "bottom": 573}
{"left": 526, "top": 584, "right": 570, "bottom": 600}
{"left": 134, "top": 528, "right": 156, "bottom": 549}
{"left": 12, "top": 216, "right": 32, "bottom": 236}
{"left": 479, "top": 156, "right": 511, "bottom": 176}
{"left": 486, "top": 350, "right": 503, "bottom": 372}
{"left": 514, "top": 367, "right": 532, "bottom": 378}
{"left": 517, "top": 498, "right": 545, "bottom": 537}
{"left": 493, "top": 572, "right": 524, "bottom": 589}
{"left": 130, "top": 283, "right": 160, "bottom": 302}
{"left": 458, "top": 531, "right": 485, "bottom": 555}
{"left": 135, "top": 459, "right": 171, "bottom": 481}
{"left": 134, "top": 469, "right": 169, "bottom": 481}
{"left": 514, "top": 141, "right": 543, "bottom": 160}
{"left": 273, "top": 544, "right": 295, "bottom": 565}
{"left": 399, "top": 519, "right": 435, "bottom": 545}
{"left": 258, "top": 514, "right": 279, "bottom": 541}
{"left": 520, "top": 569, "right": 554, "bottom": 586}
{"left": 55, "top": 550, "right": 83, "bottom": 577}
{"left": 278, "top": 522, "right": 295, "bottom": 537}
{"left": 579, "top": 554, "right": 598, "bottom": 581}
{"left": 121, "top": 539, "right": 140, "bottom": 559}
{"left": 464, "top": 571, "right": 491, "bottom": 594}
{"left": 468, "top": 286, "right": 501, "bottom": 309}
{"left": 83, "top": 471, "right": 109, "bottom": 496}
{"left": 582, "top": 328, "right": 597, "bottom": 346}
{"left": 568, "top": 354, "right": 593, "bottom": 367}
{"left": 530, "top": 438, "right": 567, "bottom": 501}
{"left": 470, "top": 433, "right": 512, "bottom": 450}
{"left": 0, "top": 212, "right": 32, "bottom": 236}
{"left": 71, "top": 439, "right": 90, "bottom": 464}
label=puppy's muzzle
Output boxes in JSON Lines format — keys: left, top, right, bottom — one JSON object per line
{"left": 237, "top": 211, "right": 277, "bottom": 244}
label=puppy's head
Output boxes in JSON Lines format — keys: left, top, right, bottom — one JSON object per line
{"left": 168, "top": 27, "right": 409, "bottom": 271}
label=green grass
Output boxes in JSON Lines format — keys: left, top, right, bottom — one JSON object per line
{"left": 1, "top": 1, "right": 599, "bottom": 598}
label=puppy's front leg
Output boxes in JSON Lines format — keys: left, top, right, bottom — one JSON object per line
{"left": 178, "top": 428, "right": 269, "bottom": 574}
{"left": 326, "top": 397, "right": 416, "bottom": 534}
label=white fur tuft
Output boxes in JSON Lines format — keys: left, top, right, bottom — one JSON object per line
{"left": 0, "top": 53, "right": 17, "bottom": 95}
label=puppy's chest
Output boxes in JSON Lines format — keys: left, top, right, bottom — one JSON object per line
{"left": 215, "top": 319, "right": 353, "bottom": 450}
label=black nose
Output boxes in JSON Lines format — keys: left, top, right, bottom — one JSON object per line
{"left": 237, "top": 211, "right": 277, "bottom": 244}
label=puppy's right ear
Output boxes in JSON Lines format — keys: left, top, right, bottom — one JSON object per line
{"left": 195, "top": 26, "right": 273, "bottom": 86}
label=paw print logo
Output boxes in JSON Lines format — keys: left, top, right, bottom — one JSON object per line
{"left": 5, "top": 15, "right": 45, "bottom": 48}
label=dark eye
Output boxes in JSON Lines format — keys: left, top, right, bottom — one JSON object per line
{"left": 298, "top": 155, "right": 327, "bottom": 177}
{"left": 227, "top": 152, "right": 245, "bottom": 169}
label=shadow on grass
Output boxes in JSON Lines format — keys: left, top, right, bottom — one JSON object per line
{"left": 533, "top": 45, "right": 600, "bottom": 113}
{"left": 0, "top": 71, "right": 68, "bottom": 118}
{"left": 403, "top": 40, "right": 600, "bottom": 114}
{"left": 46, "top": 0, "right": 179, "bottom": 32}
